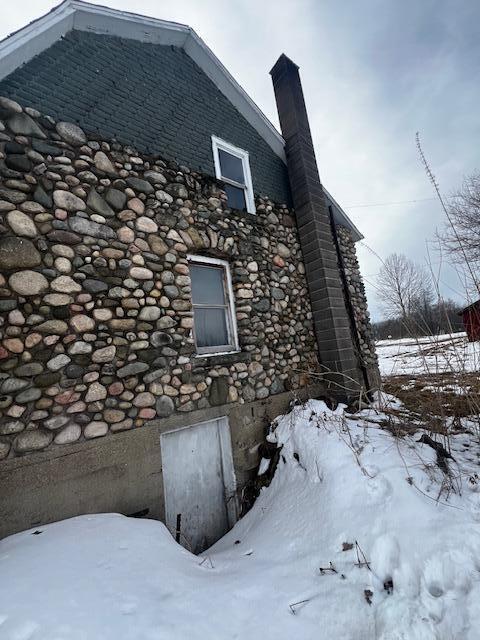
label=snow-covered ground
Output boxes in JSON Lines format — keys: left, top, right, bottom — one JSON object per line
{"left": 1, "top": 398, "right": 480, "bottom": 639}
{"left": 376, "top": 332, "right": 480, "bottom": 377}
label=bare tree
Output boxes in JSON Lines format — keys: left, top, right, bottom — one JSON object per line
{"left": 440, "top": 173, "right": 480, "bottom": 266}
{"left": 376, "top": 253, "right": 433, "bottom": 322}
{"left": 373, "top": 298, "right": 462, "bottom": 340}
{"left": 417, "top": 134, "right": 480, "bottom": 296}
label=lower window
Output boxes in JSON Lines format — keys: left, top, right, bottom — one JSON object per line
{"left": 188, "top": 255, "right": 239, "bottom": 355}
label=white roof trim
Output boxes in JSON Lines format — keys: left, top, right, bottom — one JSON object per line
{"left": 0, "top": 2, "right": 76, "bottom": 82}
{"left": 0, "top": 0, "right": 362, "bottom": 239}
{"left": 0, "top": 0, "right": 286, "bottom": 162}
{"left": 324, "top": 188, "right": 363, "bottom": 242}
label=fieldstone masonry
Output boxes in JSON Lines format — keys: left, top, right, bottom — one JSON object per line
{"left": 336, "top": 226, "right": 379, "bottom": 389}
{"left": 0, "top": 96, "right": 323, "bottom": 460}
{"left": 336, "top": 227, "right": 378, "bottom": 369}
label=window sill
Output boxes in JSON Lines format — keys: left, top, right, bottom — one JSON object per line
{"left": 194, "top": 349, "right": 240, "bottom": 359}
{"left": 193, "top": 350, "right": 251, "bottom": 366}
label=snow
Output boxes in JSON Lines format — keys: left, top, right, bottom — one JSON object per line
{"left": 1, "top": 399, "right": 480, "bottom": 639}
{"left": 376, "top": 332, "right": 480, "bottom": 376}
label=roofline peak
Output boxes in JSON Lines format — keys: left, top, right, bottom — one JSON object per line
{"left": 0, "top": 0, "right": 286, "bottom": 162}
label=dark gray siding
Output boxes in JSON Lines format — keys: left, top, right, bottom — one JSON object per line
{"left": 0, "top": 30, "right": 291, "bottom": 204}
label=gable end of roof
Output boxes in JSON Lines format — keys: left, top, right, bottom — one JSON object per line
{"left": 0, "top": 0, "right": 286, "bottom": 162}
{"left": 0, "top": 0, "right": 363, "bottom": 241}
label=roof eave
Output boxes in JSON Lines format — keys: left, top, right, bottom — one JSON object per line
{"left": 324, "top": 188, "right": 363, "bottom": 242}
{"left": 0, "top": 1, "right": 75, "bottom": 82}
{"left": 0, "top": 0, "right": 287, "bottom": 163}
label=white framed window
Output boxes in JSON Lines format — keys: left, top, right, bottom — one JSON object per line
{"left": 211, "top": 135, "right": 255, "bottom": 214}
{"left": 187, "top": 254, "right": 239, "bottom": 355}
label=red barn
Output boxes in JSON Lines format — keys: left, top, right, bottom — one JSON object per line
{"left": 460, "top": 300, "right": 480, "bottom": 342}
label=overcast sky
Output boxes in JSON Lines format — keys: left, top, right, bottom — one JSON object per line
{"left": 2, "top": 0, "right": 479, "bottom": 319}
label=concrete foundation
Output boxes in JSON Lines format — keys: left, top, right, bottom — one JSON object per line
{"left": 0, "top": 383, "right": 323, "bottom": 540}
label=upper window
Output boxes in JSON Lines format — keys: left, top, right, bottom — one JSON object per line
{"left": 211, "top": 136, "right": 255, "bottom": 214}
{"left": 188, "top": 255, "right": 239, "bottom": 355}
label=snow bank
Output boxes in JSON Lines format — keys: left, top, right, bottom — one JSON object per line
{"left": 1, "top": 399, "right": 480, "bottom": 639}
{"left": 376, "top": 332, "right": 480, "bottom": 377}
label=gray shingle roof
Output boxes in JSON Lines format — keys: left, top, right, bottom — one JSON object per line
{"left": 0, "top": 29, "right": 291, "bottom": 205}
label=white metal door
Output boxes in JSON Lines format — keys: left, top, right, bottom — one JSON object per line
{"left": 161, "top": 417, "right": 236, "bottom": 553}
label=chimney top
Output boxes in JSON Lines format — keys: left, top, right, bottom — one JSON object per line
{"left": 270, "top": 53, "right": 299, "bottom": 77}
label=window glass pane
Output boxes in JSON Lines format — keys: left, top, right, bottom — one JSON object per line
{"left": 218, "top": 149, "right": 245, "bottom": 184}
{"left": 194, "top": 307, "right": 229, "bottom": 348}
{"left": 190, "top": 264, "right": 226, "bottom": 305}
{"left": 224, "top": 183, "right": 247, "bottom": 211}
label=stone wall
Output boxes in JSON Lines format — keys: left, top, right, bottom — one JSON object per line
{"left": 0, "top": 96, "right": 321, "bottom": 460}
{"left": 336, "top": 226, "right": 379, "bottom": 380}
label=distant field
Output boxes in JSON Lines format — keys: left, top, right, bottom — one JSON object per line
{"left": 376, "top": 332, "right": 479, "bottom": 377}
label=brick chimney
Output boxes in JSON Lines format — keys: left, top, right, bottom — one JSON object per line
{"left": 270, "top": 54, "right": 364, "bottom": 398}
